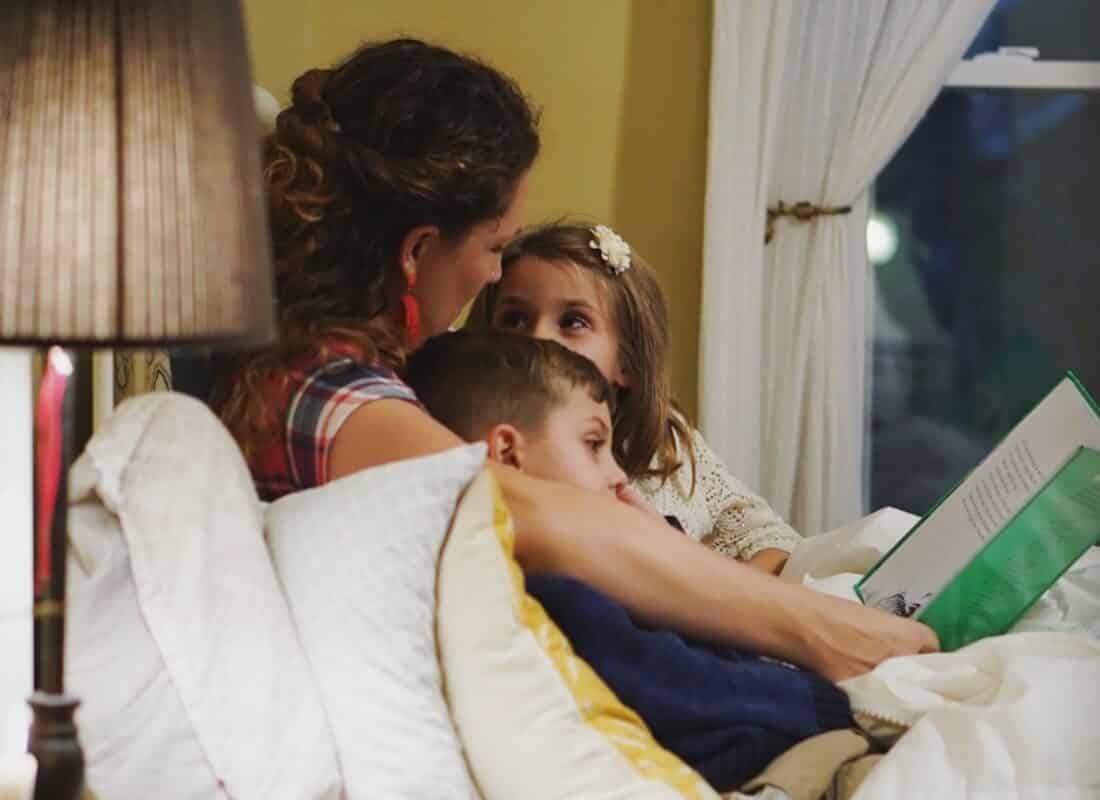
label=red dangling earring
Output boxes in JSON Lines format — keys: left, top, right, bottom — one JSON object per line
{"left": 402, "top": 273, "right": 421, "bottom": 345}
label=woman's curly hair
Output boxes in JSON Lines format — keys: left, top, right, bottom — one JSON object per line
{"left": 214, "top": 39, "right": 540, "bottom": 465}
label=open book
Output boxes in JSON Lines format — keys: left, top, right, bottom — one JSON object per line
{"left": 856, "top": 373, "right": 1100, "bottom": 651}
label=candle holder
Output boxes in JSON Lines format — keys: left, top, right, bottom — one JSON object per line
{"left": 27, "top": 348, "right": 83, "bottom": 800}
{"left": 27, "top": 693, "right": 82, "bottom": 800}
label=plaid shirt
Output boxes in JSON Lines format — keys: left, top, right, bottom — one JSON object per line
{"left": 253, "top": 345, "right": 419, "bottom": 501}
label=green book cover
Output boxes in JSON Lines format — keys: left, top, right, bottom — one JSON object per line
{"left": 917, "top": 446, "right": 1100, "bottom": 651}
{"left": 857, "top": 373, "right": 1100, "bottom": 651}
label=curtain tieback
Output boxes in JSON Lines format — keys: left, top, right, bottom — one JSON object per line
{"left": 765, "top": 201, "right": 852, "bottom": 244}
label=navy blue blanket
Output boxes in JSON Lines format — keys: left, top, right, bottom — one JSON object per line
{"left": 526, "top": 575, "right": 853, "bottom": 791}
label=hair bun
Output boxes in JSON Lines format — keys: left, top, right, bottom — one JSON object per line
{"left": 291, "top": 68, "right": 340, "bottom": 131}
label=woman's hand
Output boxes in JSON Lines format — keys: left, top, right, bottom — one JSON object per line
{"left": 615, "top": 485, "right": 666, "bottom": 522}
{"left": 798, "top": 593, "right": 940, "bottom": 682}
{"left": 608, "top": 489, "right": 929, "bottom": 677}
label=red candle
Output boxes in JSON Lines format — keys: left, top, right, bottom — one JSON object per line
{"left": 34, "top": 347, "right": 73, "bottom": 599}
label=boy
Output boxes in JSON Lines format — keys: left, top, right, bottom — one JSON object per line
{"left": 405, "top": 331, "right": 852, "bottom": 792}
{"left": 405, "top": 329, "right": 629, "bottom": 500}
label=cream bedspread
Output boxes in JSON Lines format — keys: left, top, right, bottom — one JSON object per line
{"left": 780, "top": 509, "right": 1100, "bottom": 799}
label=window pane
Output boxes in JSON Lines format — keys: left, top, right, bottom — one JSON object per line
{"left": 868, "top": 87, "right": 1100, "bottom": 515}
{"left": 967, "top": 0, "right": 1100, "bottom": 61}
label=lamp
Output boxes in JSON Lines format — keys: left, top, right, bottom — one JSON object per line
{"left": 0, "top": 2, "right": 275, "bottom": 798}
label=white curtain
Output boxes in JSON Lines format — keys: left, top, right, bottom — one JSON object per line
{"left": 700, "top": 0, "right": 996, "bottom": 535}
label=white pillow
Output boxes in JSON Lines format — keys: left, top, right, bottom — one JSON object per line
{"left": 265, "top": 444, "right": 487, "bottom": 799}
{"left": 67, "top": 500, "right": 220, "bottom": 799}
{"left": 67, "top": 392, "right": 342, "bottom": 799}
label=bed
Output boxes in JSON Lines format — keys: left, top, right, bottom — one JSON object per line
{"left": 64, "top": 392, "right": 1100, "bottom": 799}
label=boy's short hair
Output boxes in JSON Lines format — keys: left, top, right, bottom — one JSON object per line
{"left": 404, "top": 330, "right": 614, "bottom": 442}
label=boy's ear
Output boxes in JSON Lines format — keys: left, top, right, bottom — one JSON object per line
{"left": 486, "top": 423, "right": 526, "bottom": 470}
{"left": 398, "top": 224, "right": 442, "bottom": 285}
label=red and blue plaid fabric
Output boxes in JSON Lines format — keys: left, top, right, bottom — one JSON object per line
{"left": 253, "top": 346, "right": 419, "bottom": 501}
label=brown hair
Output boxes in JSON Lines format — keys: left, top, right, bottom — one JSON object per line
{"left": 404, "top": 330, "right": 614, "bottom": 443}
{"left": 213, "top": 39, "right": 540, "bottom": 466}
{"left": 467, "top": 222, "right": 695, "bottom": 486}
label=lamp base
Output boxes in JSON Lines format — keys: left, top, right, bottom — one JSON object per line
{"left": 27, "top": 691, "right": 83, "bottom": 800}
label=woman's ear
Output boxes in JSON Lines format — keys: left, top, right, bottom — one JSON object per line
{"left": 398, "top": 224, "right": 442, "bottom": 285}
{"left": 486, "top": 423, "right": 526, "bottom": 470}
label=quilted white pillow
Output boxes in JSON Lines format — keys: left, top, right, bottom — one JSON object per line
{"left": 67, "top": 392, "right": 341, "bottom": 799}
{"left": 265, "top": 444, "right": 486, "bottom": 799}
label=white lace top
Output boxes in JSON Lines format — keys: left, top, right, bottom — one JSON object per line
{"left": 630, "top": 425, "right": 802, "bottom": 560}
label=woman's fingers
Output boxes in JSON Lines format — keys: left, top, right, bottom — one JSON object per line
{"left": 917, "top": 623, "right": 941, "bottom": 653}
{"left": 616, "top": 485, "right": 663, "bottom": 519}
{"left": 807, "top": 595, "right": 940, "bottom": 682}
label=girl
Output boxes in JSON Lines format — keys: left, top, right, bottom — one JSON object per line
{"left": 214, "top": 39, "right": 935, "bottom": 681}
{"left": 469, "top": 222, "right": 800, "bottom": 574}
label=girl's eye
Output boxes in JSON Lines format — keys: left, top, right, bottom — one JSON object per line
{"left": 560, "top": 313, "right": 591, "bottom": 332}
{"left": 587, "top": 438, "right": 606, "bottom": 454}
{"left": 494, "top": 311, "right": 527, "bottom": 330}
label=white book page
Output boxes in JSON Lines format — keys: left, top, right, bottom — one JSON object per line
{"left": 860, "top": 378, "right": 1100, "bottom": 614}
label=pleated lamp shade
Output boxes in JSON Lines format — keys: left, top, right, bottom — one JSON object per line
{"left": 0, "top": 0, "right": 275, "bottom": 349}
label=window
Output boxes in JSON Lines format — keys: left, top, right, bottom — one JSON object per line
{"left": 867, "top": 0, "right": 1100, "bottom": 515}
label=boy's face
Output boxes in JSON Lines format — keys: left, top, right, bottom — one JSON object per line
{"left": 503, "top": 385, "right": 627, "bottom": 495}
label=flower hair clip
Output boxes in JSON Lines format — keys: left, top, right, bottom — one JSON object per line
{"left": 589, "top": 224, "right": 632, "bottom": 275}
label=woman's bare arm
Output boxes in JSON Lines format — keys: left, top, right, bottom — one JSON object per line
{"left": 330, "top": 399, "right": 938, "bottom": 681}
{"left": 745, "top": 548, "right": 789, "bottom": 575}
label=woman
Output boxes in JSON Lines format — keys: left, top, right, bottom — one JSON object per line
{"left": 214, "top": 38, "right": 937, "bottom": 681}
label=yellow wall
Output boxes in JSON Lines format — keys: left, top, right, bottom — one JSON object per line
{"left": 242, "top": 0, "right": 710, "bottom": 416}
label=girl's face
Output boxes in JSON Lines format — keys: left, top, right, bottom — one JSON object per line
{"left": 490, "top": 256, "right": 627, "bottom": 387}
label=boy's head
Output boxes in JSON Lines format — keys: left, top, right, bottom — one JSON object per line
{"left": 466, "top": 221, "right": 681, "bottom": 480}
{"left": 405, "top": 330, "right": 627, "bottom": 495}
